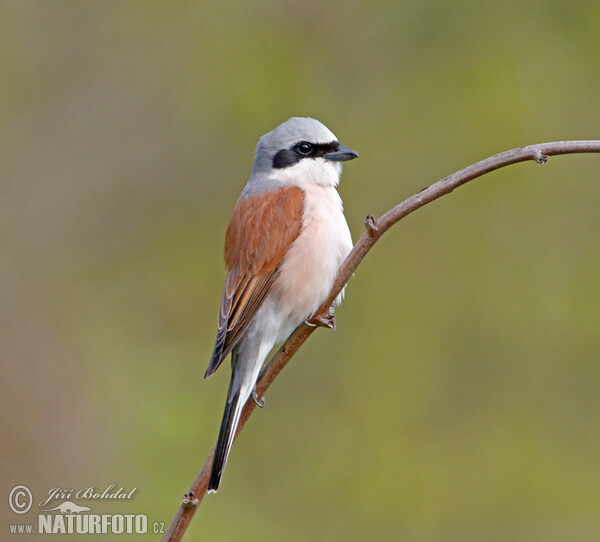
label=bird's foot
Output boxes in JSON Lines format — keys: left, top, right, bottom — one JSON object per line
{"left": 305, "top": 313, "right": 336, "bottom": 331}
{"left": 252, "top": 389, "right": 265, "bottom": 408}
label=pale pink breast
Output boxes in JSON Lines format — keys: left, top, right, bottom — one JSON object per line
{"left": 273, "top": 184, "right": 352, "bottom": 320}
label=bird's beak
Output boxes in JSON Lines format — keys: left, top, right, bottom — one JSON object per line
{"left": 324, "top": 144, "right": 359, "bottom": 162}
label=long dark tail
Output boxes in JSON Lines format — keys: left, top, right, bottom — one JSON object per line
{"left": 208, "top": 382, "right": 243, "bottom": 492}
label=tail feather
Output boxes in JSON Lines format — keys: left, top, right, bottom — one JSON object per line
{"left": 208, "top": 387, "right": 243, "bottom": 492}
{"left": 208, "top": 338, "right": 269, "bottom": 492}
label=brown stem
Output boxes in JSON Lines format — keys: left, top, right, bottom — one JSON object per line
{"left": 163, "top": 140, "right": 600, "bottom": 541}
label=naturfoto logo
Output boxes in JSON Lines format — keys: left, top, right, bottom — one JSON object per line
{"left": 8, "top": 484, "right": 164, "bottom": 535}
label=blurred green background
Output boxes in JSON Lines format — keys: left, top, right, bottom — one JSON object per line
{"left": 1, "top": 1, "right": 599, "bottom": 540}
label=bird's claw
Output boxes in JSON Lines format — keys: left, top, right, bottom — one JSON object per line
{"left": 252, "top": 390, "right": 265, "bottom": 408}
{"left": 305, "top": 313, "right": 336, "bottom": 331}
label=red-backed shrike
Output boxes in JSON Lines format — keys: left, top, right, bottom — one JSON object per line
{"left": 205, "top": 117, "right": 358, "bottom": 491}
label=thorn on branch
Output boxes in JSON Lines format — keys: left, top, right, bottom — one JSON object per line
{"left": 364, "top": 214, "right": 379, "bottom": 234}
{"left": 182, "top": 491, "right": 199, "bottom": 507}
{"left": 533, "top": 150, "right": 549, "bottom": 164}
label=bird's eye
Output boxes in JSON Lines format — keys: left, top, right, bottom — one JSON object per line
{"left": 296, "top": 142, "right": 313, "bottom": 156}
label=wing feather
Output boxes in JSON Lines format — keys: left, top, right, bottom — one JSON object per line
{"left": 205, "top": 186, "right": 304, "bottom": 378}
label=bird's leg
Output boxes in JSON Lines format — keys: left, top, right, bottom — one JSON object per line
{"left": 252, "top": 389, "right": 265, "bottom": 408}
{"left": 305, "top": 312, "right": 336, "bottom": 331}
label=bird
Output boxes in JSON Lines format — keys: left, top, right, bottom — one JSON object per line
{"left": 205, "top": 117, "right": 358, "bottom": 492}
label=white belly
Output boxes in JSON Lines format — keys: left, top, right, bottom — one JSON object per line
{"left": 273, "top": 184, "right": 353, "bottom": 325}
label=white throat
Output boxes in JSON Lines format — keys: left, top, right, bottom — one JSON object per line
{"left": 272, "top": 158, "right": 342, "bottom": 188}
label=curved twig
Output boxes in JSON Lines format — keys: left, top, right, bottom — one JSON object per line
{"left": 164, "top": 140, "right": 600, "bottom": 541}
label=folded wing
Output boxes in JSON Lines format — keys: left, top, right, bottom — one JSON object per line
{"left": 205, "top": 186, "right": 304, "bottom": 378}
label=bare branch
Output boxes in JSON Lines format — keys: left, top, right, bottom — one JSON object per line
{"left": 163, "top": 140, "right": 600, "bottom": 541}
